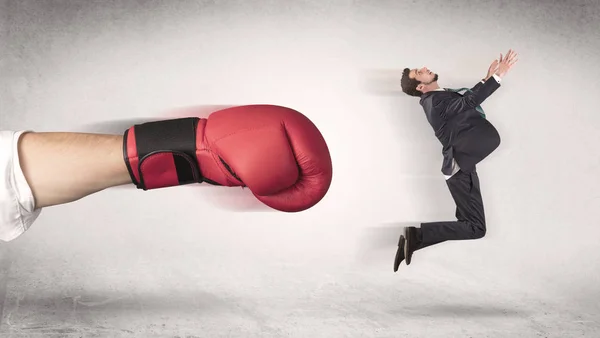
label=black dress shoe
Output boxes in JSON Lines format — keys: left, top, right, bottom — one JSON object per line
{"left": 393, "top": 235, "right": 405, "bottom": 272}
{"left": 404, "top": 226, "right": 421, "bottom": 265}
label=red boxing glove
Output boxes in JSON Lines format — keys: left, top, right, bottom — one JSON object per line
{"left": 123, "top": 105, "right": 332, "bottom": 212}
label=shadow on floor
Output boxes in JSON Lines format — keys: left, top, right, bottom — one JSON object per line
{"left": 390, "top": 303, "right": 527, "bottom": 318}
{"left": 0, "top": 289, "right": 266, "bottom": 336}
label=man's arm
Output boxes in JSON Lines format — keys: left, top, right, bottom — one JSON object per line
{"left": 469, "top": 72, "right": 502, "bottom": 96}
{"left": 18, "top": 132, "right": 132, "bottom": 209}
{"left": 438, "top": 75, "right": 501, "bottom": 118}
{"left": 469, "top": 80, "right": 485, "bottom": 94}
{"left": 464, "top": 48, "right": 517, "bottom": 103}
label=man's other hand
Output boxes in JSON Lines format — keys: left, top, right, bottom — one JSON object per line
{"left": 486, "top": 58, "right": 500, "bottom": 80}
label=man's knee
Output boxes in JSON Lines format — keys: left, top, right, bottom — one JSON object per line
{"left": 471, "top": 220, "right": 486, "bottom": 239}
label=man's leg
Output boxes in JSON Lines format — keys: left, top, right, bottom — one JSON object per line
{"left": 402, "top": 169, "right": 486, "bottom": 265}
{"left": 420, "top": 169, "right": 485, "bottom": 246}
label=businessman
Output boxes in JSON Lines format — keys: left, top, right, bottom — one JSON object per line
{"left": 394, "top": 49, "right": 518, "bottom": 271}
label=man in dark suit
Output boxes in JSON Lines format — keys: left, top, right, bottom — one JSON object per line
{"left": 394, "top": 49, "right": 518, "bottom": 271}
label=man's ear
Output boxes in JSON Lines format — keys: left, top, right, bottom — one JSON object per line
{"left": 416, "top": 83, "right": 425, "bottom": 92}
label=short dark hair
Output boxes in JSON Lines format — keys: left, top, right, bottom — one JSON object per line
{"left": 400, "top": 68, "right": 422, "bottom": 97}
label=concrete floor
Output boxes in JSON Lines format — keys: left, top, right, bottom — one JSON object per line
{"left": 1, "top": 0, "right": 600, "bottom": 337}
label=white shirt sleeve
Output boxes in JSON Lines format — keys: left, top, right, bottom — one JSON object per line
{"left": 0, "top": 130, "right": 41, "bottom": 242}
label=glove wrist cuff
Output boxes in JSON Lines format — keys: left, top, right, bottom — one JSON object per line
{"left": 123, "top": 117, "right": 203, "bottom": 190}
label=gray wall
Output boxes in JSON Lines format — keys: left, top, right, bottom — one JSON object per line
{"left": 1, "top": 0, "right": 599, "bottom": 336}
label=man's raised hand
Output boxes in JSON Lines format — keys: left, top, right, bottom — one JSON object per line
{"left": 495, "top": 49, "right": 519, "bottom": 78}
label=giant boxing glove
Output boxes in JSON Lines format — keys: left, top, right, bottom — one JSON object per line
{"left": 122, "top": 105, "right": 332, "bottom": 212}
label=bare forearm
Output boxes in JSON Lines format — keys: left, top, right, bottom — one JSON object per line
{"left": 17, "top": 132, "right": 131, "bottom": 208}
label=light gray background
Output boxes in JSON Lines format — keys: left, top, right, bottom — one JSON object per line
{"left": 1, "top": 0, "right": 599, "bottom": 337}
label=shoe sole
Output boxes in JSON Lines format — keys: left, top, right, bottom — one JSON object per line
{"left": 404, "top": 227, "right": 412, "bottom": 265}
{"left": 394, "top": 235, "right": 405, "bottom": 272}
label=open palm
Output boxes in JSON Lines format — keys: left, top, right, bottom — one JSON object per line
{"left": 496, "top": 49, "right": 518, "bottom": 77}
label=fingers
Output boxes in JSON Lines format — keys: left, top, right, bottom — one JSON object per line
{"left": 509, "top": 53, "right": 518, "bottom": 67}
{"left": 500, "top": 49, "right": 518, "bottom": 64}
{"left": 508, "top": 49, "right": 517, "bottom": 60}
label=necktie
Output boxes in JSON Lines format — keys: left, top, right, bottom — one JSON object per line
{"left": 446, "top": 87, "right": 486, "bottom": 119}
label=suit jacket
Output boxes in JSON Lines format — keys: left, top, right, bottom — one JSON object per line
{"left": 419, "top": 78, "right": 502, "bottom": 175}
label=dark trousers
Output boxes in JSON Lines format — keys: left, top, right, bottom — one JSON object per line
{"left": 419, "top": 168, "right": 486, "bottom": 249}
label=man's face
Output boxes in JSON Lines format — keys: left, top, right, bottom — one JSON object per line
{"left": 411, "top": 67, "right": 438, "bottom": 86}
